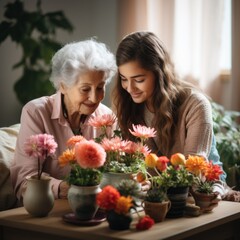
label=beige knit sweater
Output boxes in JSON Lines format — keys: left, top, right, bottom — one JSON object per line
{"left": 144, "top": 91, "right": 213, "bottom": 159}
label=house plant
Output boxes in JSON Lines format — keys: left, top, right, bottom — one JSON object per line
{"left": 142, "top": 152, "right": 195, "bottom": 218}
{"left": 96, "top": 185, "right": 155, "bottom": 231}
{"left": 185, "top": 155, "right": 223, "bottom": 212}
{"left": 0, "top": 0, "right": 74, "bottom": 105}
{"left": 58, "top": 135, "right": 106, "bottom": 220}
{"left": 211, "top": 101, "right": 240, "bottom": 190}
{"left": 87, "top": 115, "right": 154, "bottom": 187}
{"left": 23, "top": 133, "right": 58, "bottom": 217}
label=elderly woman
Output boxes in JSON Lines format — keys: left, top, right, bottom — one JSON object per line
{"left": 10, "top": 39, "right": 117, "bottom": 205}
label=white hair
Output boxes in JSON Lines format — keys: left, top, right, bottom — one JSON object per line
{"left": 50, "top": 39, "right": 117, "bottom": 89}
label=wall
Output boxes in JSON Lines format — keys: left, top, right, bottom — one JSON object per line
{"left": 0, "top": 0, "right": 118, "bottom": 127}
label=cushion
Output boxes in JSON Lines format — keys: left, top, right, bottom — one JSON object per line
{"left": 0, "top": 124, "right": 20, "bottom": 211}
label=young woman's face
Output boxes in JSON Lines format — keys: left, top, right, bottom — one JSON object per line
{"left": 118, "top": 60, "right": 155, "bottom": 106}
{"left": 61, "top": 70, "right": 105, "bottom": 115}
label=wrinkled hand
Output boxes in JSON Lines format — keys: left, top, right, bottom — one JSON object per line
{"left": 58, "top": 181, "right": 69, "bottom": 199}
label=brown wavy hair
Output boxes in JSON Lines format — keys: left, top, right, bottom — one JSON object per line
{"left": 112, "top": 31, "right": 195, "bottom": 153}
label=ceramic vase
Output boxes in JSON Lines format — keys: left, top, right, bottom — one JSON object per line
{"left": 68, "top": 184, "right": 101, "bottom": 220}
{"left": 143, "top": 200, "right": 171, "bottom": 222}
{"left": 190, "top": 190, "right": 219, "bottom": 213}
{"left": 106, "top": 210, "right": 132, "bottom": 230}
{"left": 166, "top": 186, "right": 189, "bottom": 218}
{"left": 100, "top": 172, "right": 133, "bottom": 188}
{"left": 23, "top": 175, "right": 54, "bottom": 217}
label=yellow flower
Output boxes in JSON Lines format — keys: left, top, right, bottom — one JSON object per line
{"left": 115, "top": 196, "right": 133, "bottom": 215}
{"left": 145, "top": 153, "right": 158, "bottom": 168}
{"left": 58, "top": 148, "right": 76, "bottom": 166}
{"left": 170, "top": 153, "right": 186, "bottom": 166}
{"left": 185, "top": 155, "right": 207, "bottom": 176}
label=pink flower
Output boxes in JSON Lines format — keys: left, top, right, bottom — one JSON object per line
{"left": 24, "top": 134, "right": 58, "bottom": 179}
{"left": 129, "top": 124, "right": 156, "bottom": 140}
{"left": 101, "top": 137, "right": 128, "bottom": 152}
{"left": 75, "top": 140, "right": 106, "bottom": 169}
{"left": 87, "top": 114, "right": 116, "bottom": 128}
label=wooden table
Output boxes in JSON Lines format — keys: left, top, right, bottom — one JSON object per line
{"left": 0, "top": 200, "right": 240, "bottom": 240}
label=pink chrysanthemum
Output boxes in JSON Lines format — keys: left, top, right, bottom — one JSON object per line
{"left": 101, "top": 137, "right": 129, "bottom": 152}
{"left": 24, "top": 134, "right": 58, "bottom": 160}
{"left": 75, "top": 140, "right": 106, "bottom": 169}
{"left": 129, "top": 124, "right": 156, "bottom": 140}
{"left": 87, "top": 114, "right": 116, "bottom": 128}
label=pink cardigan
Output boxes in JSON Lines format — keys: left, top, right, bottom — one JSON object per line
{"left": 10, "top": 91, "right": 115, "bottom": 204}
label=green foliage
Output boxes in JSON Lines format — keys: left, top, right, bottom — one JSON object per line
{"left": 145, "top": 188, "right": 168, "bottom": 203}
{"left": 116, "top": 179, "right": 142, "bottom": 198}
{"left": 153, "top": 165, "right": 195, "bottom": 190}
{"left": 66, "top": 164, "right": 102, "bottom": 186}
{"left": 0, "top": 0, "right": 74, "bottom": 105}
{"left": 211, "top": 102, "right": 240, "bottom": 189}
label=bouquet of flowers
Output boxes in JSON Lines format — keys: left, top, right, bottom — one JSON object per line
{"left": 58, "top": 136, "right": 106, "bottom": 186}
{"left": 87, "top": 114, "right": 156, "bottom": 174}
{"left": 185, "top": 155, "right": 223, "bottom": 194}
{"left": 24, "top": 133, "right": 58, "bottom": 180}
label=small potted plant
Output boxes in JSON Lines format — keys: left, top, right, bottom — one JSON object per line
{"left": 142, "top": 153, "right": 195, "bottom": 218}
{"left": 58, "top": 135, "right": 106, "bottom": 220}
{"left": 185, "top": 155, "right": 223, "bottom": 212}
{"left": 96, "top": 185, "right": 155, "bottom": 231}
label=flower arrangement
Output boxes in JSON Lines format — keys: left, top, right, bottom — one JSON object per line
{"left": 185, "top": 155, "right": 223, "bottom": 194}
{"left": 24, "top": 133, "right": 58, "bottom": 180}
{"left": 87, "top": 114, "right": 155, "bottom": 174}
{"left": 142, "top": 152, "right": 195, "bottom": 192}
{"left": 96, "top": 185, "right": 155, "bottom": 231}
{"left": 58, "top": 136, "right": 106, "bottom": 186}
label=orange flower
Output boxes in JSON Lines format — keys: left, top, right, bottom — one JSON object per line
{"left": 145, "top": 153, "right": 158, "bottom": 168}
{"left": 185, "top": 155, "right": 208, "bottom": 176}
{"left": 136, "top": 172, "right": 147, "bottom": 183}
{"left": 115, "top": 196, "right": 133, "bottom": 215}
{"left": 58, "top": 148, "right": 76, "bottom": 166}
{"left": 75, "top": 140, "right": 106, "bottom": 168}
{"left": 205, "top": 161, "right": 223, "bottom": 181}
{"left": 67, "top": 135, "right": 85, "bottom": 148}
{"left": 96, "top": 185, "right": 120, "bottom": 210}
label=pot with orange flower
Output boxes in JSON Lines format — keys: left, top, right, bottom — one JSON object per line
{"left": 143, "top": 153, "right": 195, "bottom": 218}
{"left": 23, "top": 134, "right": 58, "bottom": 217}
{"left": 87, "top": 115, "right": 154, "bottom": 188}
{"left": 58, "top": 136, "right": 106, "bottom": 220}
{"left": 96, "top": 185, "right": 155, "bottom": 231}
{"left": 185, "top": 155, "right": 223, "bottom": 213}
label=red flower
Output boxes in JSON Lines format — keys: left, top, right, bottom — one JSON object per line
{"left": 96, "top": 186, "right": 120, "bottom": 211}
{"left": 136, "top": 216, "right": 155, "bottom": 230}
{"left": 205, "top": 161, "right": 223, "bottom": 181}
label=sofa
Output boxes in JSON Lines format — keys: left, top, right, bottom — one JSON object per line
{"left": 0, "top": 124, "right": 20, "bottom": 211}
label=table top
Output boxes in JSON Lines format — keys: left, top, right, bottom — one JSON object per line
{"left": 0, "top": 200, "right": 240, "bottom": 240}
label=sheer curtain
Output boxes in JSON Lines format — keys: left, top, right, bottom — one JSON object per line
{"left": 117, "top": 0, "right": 237, "bottom": 109}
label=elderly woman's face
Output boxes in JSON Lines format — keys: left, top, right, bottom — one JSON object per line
{"left": 62, "top": 70, "right": 106, "bottom": 115}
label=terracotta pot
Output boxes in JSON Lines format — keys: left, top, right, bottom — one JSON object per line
{"left": 23, "top": 175, "right": 54, "bottom": 217}
{"left": 68, "top": 184, "right": 101, "bottom": 220}
{"left": 190, "top": 190, "right": 219, "bottom": 213}
{"left": 143, "top": 200, "right": 171, "bottom": 222}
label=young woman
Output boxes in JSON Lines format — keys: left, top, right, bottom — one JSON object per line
{"left": 112, "top": 31, "right": 239, "bottom": 201}
{"left": 11, "top": 39, "right": 117, "bottom": 205}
